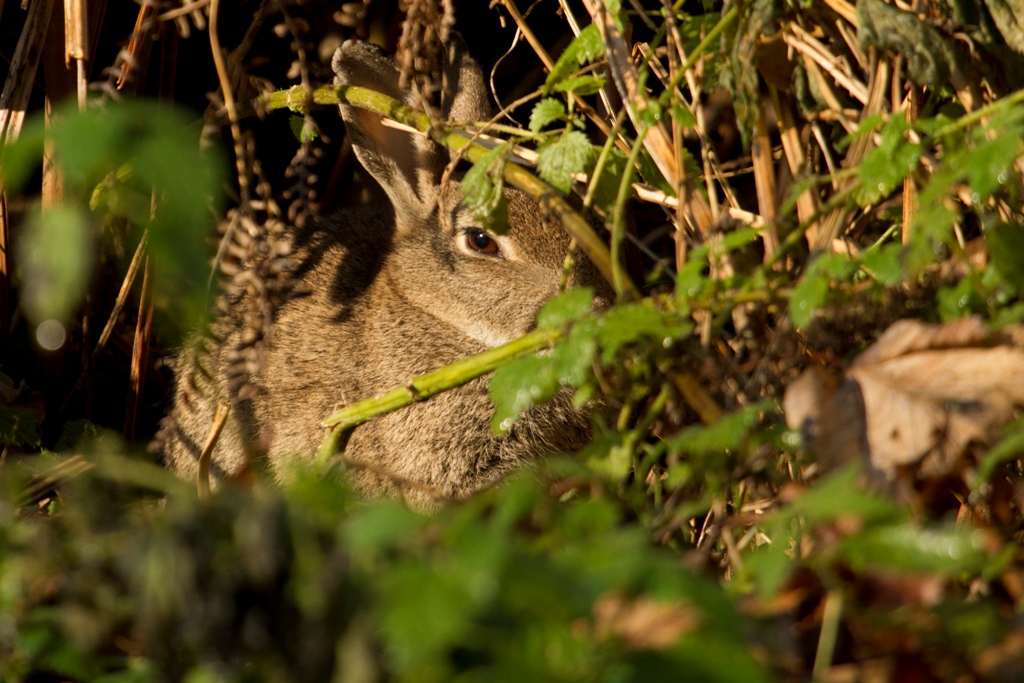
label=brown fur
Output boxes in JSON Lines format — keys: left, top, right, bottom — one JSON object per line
{"left": 157, "top": 36, "right": 607, "bottom": 506}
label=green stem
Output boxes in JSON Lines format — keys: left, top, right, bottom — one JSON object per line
{"left": 666, "top": 6, "right": 739, "bottom": 95}
{"left": 584, "top": 109, "right": 628, "bottom": 211}
{"left": 260, "top": 84, "right": 639, "bottom": 299}
{"left": 317, "top": 327, "right": 561, "bottom": 462}
{"left": 932, "top": 86, "right": 1024, "bottom": 138}
{"left": 612, "top": 126, "right": 650, "bottom": 299}
{"left": 764, "top": 184, "right": 860, "bottom": 269}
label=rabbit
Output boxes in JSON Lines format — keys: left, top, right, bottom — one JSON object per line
{"left": 156, "top": 35, "right": 608, "bottom": 506}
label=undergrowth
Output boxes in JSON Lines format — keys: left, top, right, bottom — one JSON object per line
{"left": 2, "top": 0, "right": 1024, "bottom": 680}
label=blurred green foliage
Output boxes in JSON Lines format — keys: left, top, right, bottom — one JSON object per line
{"left": 4, "top": 0, "right": 1024, "bottom": 681}
{"left": 1, "top": 100, "right": 222, "bottom": 337}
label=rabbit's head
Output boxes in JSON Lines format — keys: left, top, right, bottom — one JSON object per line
{"left": 333, "top": 37, "right": 605, "bottom": 348}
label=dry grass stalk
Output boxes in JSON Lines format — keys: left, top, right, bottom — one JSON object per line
{"left": 811, "top": 57, "right": 892, "bottom": 254}
{"left": 769, "top": 86, "right": 821, "bottom": 244}
{"left": 751, "top": 106, "right": 780, "bottom": 258}
{"left": 902, "top": 84, "right": 920, "bottom": 244}
{"left": 124, "top": 259, "right": 154, "bottom": 441}
{"left": 0, "top": 0, "right": 55, "bottom": 143}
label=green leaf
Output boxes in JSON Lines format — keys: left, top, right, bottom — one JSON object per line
{"left": 963, "top": 136, "right": 1023, "bottom": 203}
{"left": 490, "top": 355, "right": 559, "bottom": 433}
{"left": 720, "top": 227, "right": 762, "bottom": 251}
{"left": 584, "top": 432, "right": 635, "bottom": 479}
{"left": 289, "top": 115, "right": 318, "bottom": 143}
{"left": 543, "top": 24, "right": 605, "bottom": 93}
{"left": 774, "top": 464, "right": 900, "bottom": 528}
{"left": 937, "top": 274, "right": 983, "bottom": 321}
{"left": 986, "top": 222, "right": 1024, "bottom": 290}
{"left": 553, "top": 74, "right": 606, "bottom": 96}
{"left": 378, "top": 561, "right": 474, "bottom": 674}
{"left": 742, "top": 542, "right": 792, "bottom": 600}
{"left": 19, "top": 203, "right": 93, "bottom": 326}
{"left": 841, "top": 524, "right": 989, "bottom": 575}
{"left": 859, "top": 243, "right": 903, "bottom": 285}
{"left": 8, "top": 100, "right": 225, "bottom": 337}
{"left": 529, "top": 98, "right": 567, "bottom": 133}
{"left": 537, "top": 288, "right": 595, "bottom": 329}
{"left": 588, "top": 147, "right": 629, "bottom": 216}
{"left": 854, "top": 118, "right": 920, "bottom": 206}
{"left": 666, "top": 402, "right": 773, "bottom": 456}
{"left": 639, "top": 100, "right": 665, "bottom": 127}
{"left": 460, "top": 143, "right": 510, "bottom": 234}
{"left": 536, "top": 130, "right": 593, "bottom": 194}
{"left": 789, "top": 253, "right": 857, "bottom": 329}
{"left": 595, "top": 304, "right": 690, "bottom": 364}
{"left": 907, "top": 197, "right": 958, "bottom": 273}
{"left": 551, "top": 325, "right": 597, "bottom": 387}
{"left": 636, "top": 147, "right": 673, "bottom": 195}
{"left": 670, "top": 103, "right": 697, "bottom": 128}
{"left": 0, "top": 407, "right": 42, "bottom": 448}
{"left": 344, "top": 501, "right": 427, "bottom": 560}
{"left": 676, "top": 245, "right": 711, "bottom": 301}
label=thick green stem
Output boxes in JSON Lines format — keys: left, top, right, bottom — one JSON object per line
{"left": 317, "top": 327, "right": 561, "bottom": 463}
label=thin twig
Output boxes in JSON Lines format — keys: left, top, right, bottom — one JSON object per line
{"left": 209, "top": 0, "right": 250, "bottom": 206}
{"left": 61, "top": 231, "right": 149, "bottom": 415}
{"left": 197, "top": 401, "right": 230, "bottom": 499}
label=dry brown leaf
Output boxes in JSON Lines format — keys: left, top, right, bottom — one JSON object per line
{"left": 784, "top": 317, "right": 1024, "bottom": 477}
{"left": 592, "top": 593, "right": 701, "bottom": 649}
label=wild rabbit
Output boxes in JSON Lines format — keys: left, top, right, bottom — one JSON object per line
{"left": 157, "top": 35, "right": 607, "bottom": 505}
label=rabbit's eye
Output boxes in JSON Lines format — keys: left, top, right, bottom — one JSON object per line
{"left": 465, "top": 229, "right": 500, "bottom": 256}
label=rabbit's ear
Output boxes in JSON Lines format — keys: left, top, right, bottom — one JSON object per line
{"left": 333, "top": 40, "right": 441, "bottom": 222}
{"left": 333, "top": 35, "right": 492, "bottom": 225}
{"left": 438, "top": 33, "right": 492, "bottom": 124}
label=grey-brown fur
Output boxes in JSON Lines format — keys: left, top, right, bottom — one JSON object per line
{"left": 157, "top": 36, "right": 606, "bottom": 506}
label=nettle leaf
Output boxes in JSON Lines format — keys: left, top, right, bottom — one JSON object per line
{"left": 742, "top": 541, "right": 793, "bottom": 600}
{"left": 859, "top": 243, "right": 904, "bottom": 285}
{"left": 553, "top": 74, "right": 606, "bottom": 96}
{"left": 677, "top": 245, "right": 712, "bottom": 301}
{"left": 636, "top": 147, "right": 673, "bottom": 195}
{"left": 964, "top": 136, "right": 1023, "bottom": 202}
{"left": 789, "top": 253, "right": 857, "bottom": 329}
{"left": 594, "top": 303, "right": 690, "bottom": 364}
{"left": 537, "top": 288, "right": 595, "bottom": 329}
{"left": 907, "top": 192, "right": 958, "bottom": 273}
{"left": 490, "top": 323, "right": 598, "bottom": 433}
{"left": 855, "top": 118, "right": 921, "bottom": 205}
{"left": 638, "top": 100, "right": 665, "bottom": 127}
{"left": 670, "top": 103, "right": 697, "bottom": 128}
{"left": 986, "top": 222, "right": 1024, "bottom": 291}
{"left": 537, "top": 130, "right": 593, "bottom": 194}
{"left": 529, "top": 98, "right": 567, "bottom": 133}
{"left": 490, "top": 355, "right": 560, "bottom": 433}
{"left": 667, "top": 401, "right": 772, "bottom": 457}
{"left": 544, "top": 24, "right": 605, "bottom": 93}
{"left": 588, "top": 148, "right": 629, "bottom": 216}
{"left": 937, "top": 274, "right": 984, "bottom": 321}
{"left": 460, "top": 143, "right": 510, "bottom": 234}
{"left": 491, "top": 303, "right": 690, "bottom": 432}
{"left": 0, "top": 407, "right": 42, "bottom": 448}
